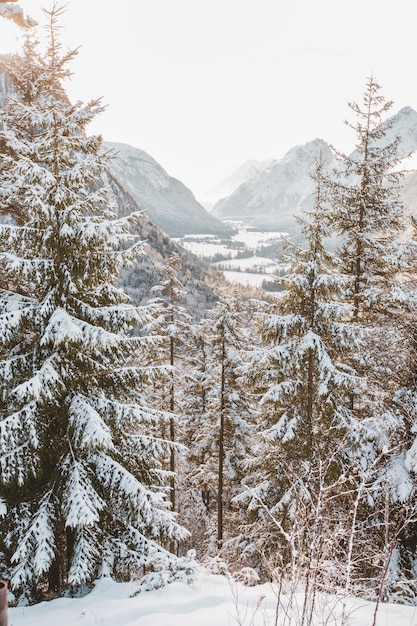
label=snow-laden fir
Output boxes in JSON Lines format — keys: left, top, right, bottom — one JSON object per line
{"left": 0, "top": 7, "right": 189, "bottom": 601}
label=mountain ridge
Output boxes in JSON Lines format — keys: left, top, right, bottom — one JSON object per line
{"left": 105, "top": 141, "right": 230, "bottom": 238}
{"left": 209, "top": 106, "right": 417, "bottom": 233}
{"left": 211, "top": 138, "right": 335, "bottom": 233}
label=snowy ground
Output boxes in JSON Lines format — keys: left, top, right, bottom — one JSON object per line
{"left": 177, "top": 228, "right": 285, "bottom": 261}
{"left": 222, "top": 270, "right": 273, "bottom": 288}
{"left": 8, "top": 570, "right": 417, "bottom": 626}
{"left": 216, "top": 255, "right": 286, "bottom": 288}
{"left": 177, "top": 227, "right": 288, "bottom": 288}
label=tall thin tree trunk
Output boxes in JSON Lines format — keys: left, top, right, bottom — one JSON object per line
{"left": 169, "top": 334, "right": 176, "bottom": 553}
{"left": 217, "top": 332, "right": 226, "bottom": 550}
{"left": 306, "top": 348, "right": 314, "bottom": 458}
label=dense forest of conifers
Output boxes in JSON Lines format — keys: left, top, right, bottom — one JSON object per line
{"left": 1, "top": 7, "right": 417, "bottom": 619}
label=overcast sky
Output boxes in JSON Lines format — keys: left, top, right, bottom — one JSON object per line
{"left": 1, "top": 0, "right": 416, "bottom": 200}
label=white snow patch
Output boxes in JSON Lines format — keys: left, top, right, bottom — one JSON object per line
{"left": 8, "top": 570, "right": 417, "bottom": 626}
{"left": 222, "top": 270, "right": 273, "bottom": 287}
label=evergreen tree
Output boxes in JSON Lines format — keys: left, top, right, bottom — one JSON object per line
{"left": 180, "top": 317, "right": 214, "bottom": 558}
{"left": 385, "top": 222, "right": 417, "bottom": 602}
{"left": 0, "top": 7, "right": 187, "bottom": 600}
{"left": 184, "top": 294, "right": 256, "bottom": 555}
{"left": 240, "top": 159, "right": 366, "bottom": 584}
{"left": 145, "top": 252, "right": 193, "bottom": 552}
{"left": 323, "top": 77, "right": 416, "bottom": 597}
{"left": 325, "top": 75, "right": 407, "bottom": 322}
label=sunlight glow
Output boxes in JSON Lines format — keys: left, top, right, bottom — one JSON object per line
{"left": 0, "top": 17, "right": 23, "bottom": 53}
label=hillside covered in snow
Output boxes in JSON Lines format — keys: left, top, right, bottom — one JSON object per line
{"left": 210, "top": 106, "right": 417, "bottom": 234}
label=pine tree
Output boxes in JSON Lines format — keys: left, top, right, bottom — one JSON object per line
{"left": 180, "top": 317, "right": 214, "bottom": 557}
{"left": 240, "top": 159, "right": 366, "bottom": 584}
{"left": 145, "top": 251, "right": 193, "bottom": 552}
{"left": 184, "top": 293, "right": 256, "bottom": 556}
{"left": 384, "top": 221, "right": 417, "bottom": 602}
{"left": 323, "top": 77, "right": 416, "bottom": 597}
{"left": 0, "top": 6, "right": 187, "bottom": 600}
{"left": 325, "top": 75, "right": 407, "bottom": 322}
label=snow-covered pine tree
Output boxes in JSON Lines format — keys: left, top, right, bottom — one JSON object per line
{"left": 184, "top": 293, "right": 256, "bottom": 556}
{"left": 325, "top": 75, "right": 407, "bottom": 322}
{"left": 383, "top": 220, "right": 417, "bottom": 603}
{"left": 145, "top": 252, "right": 194, "bottom": 552}
{"left": 238, "top": 158, "right": 367, "bottom": 586}
{"left": 323, "top": 77, "right": 416, "bottom": 598}
{"left": 180, "top": 317, "right": 215, "bottom": 558}
{"left": 0, "top": 6, "right": 187, "bottom": 601}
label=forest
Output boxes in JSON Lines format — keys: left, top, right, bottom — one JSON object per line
{"left": 0, "top": 6, "right": 416, "bottom": 622}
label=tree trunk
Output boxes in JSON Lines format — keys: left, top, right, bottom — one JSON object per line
{"left": 306, "top": 347, "right": 314, "bottom": 458}
{"left": 217, "top": 332, "right": 226, "bottom": 550}
{"left": 169, "top": 334, "right": 176, "bottom": 553}
{"left": 0, "top": 581, "right": 7, "bottom": 626}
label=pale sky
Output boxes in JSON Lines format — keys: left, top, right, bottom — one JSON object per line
{"left": 1, "top": 0, "right": 416, "bottom": 201}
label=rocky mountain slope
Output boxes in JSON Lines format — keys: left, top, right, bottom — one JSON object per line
{"left": 107, "top": 172, "right": 223, "bottom": 318}
{"left": 210, "top": 107, "right": 417, "bottom": 234}
{"left": 0, "top": 59, "right": 223, "bottom": 317}
{"left": 211, "top": 138, "right": 335, "bottom": 234}
{"left": 105, "top": 141, "right": 230, "bottom": 238}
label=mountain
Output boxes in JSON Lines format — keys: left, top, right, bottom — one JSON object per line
{"left": 383, "top": 106, "right": 417, "bottom": 155}
{"left": 105, "top": 141, "right": 230, "bottom": 238}
{"left": 211, "top": 138, "right": 335, "bottom": 234}
{"left": 211, "top": 107, "right": 417, "bottom": 234}
{"left": 0, "top": 59, "right": 229, "bottom": 239}
{"left": 0, "top": 60, "right": 223, "bottom": 317}
{"left": 108, "top": 174, "right": 223, "bottom": 318}
{"left": 200, "top": 158, "right": 275, "bottom": 210}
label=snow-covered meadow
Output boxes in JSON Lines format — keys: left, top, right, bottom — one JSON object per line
{"left": 176, "top": 225, "right": 287, "bottom": 287}
{"left": 178, "top": 227, "right": 286, "bottom": 260}
{"left": 8, "top": 570, "right": 417, "bottom": 626}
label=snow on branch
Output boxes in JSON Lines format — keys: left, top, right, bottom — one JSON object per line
{"left": 69, "top": 395, "right": 114, "bottom": 452}
{"left": 63, "top": 461, "right": 105, "bottom": 528}
{"left": 67, "top": 525, "right": 100, "bottom": 586}
{"left": 0, "top": 3, "right": 37, "bottom": 29}
{"left": 12, "top": 355, "right": 63, "bottom": 402}
{"left": 261, "top": 378, "right": 300, "bottom": 405}
{"left": 11, "top": 491, "right": 56, "bottom": 588}
{"left": 90, "top": 396, "right": 173, "bottom": 437}
{"left": 0, "top": 252, "right": 52, "bottom": 284}
{"left": 41, "top": 307, "right": 83, "bottom": 348}
{"left": 93, "top": 452, "right": 176, "bottom": 534}
{"left": 69, "top": 296, "right": 152, "bottom": 331}
{"left": 0, "top": 307, "right": 24, "bottom": 343}
{"left": 76, "top": 317, "right": 126, "bottom": 350}
{"left": 0, "top": 401, "right": 39, "bottom": 484}
{"left": 0, "top": 402, "right": 38, "bottom": 454}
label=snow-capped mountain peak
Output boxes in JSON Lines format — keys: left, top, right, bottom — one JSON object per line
{"left": 211, "top": 138, "right": 335, "bottom": 232}
{"left": 209, "top": 109, "right": 417, "bottom": 233}
{"left": 200, "top": 158, "right": 276, "bottom": 210}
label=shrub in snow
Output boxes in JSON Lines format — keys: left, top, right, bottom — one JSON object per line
{"left": 205, "top": 556, "right": 229, "bottom": 576}
{"left": 135, "top": 549, "right": 199, "bottom": 593}
{"left": 232, "top": 567, "right": 260, "bottom": 587}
